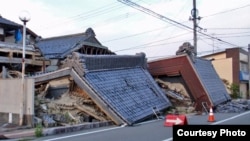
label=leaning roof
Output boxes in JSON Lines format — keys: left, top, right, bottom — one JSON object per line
{"left": 147, "top": 54, "right": 231, "bottom": 111}
{"left": 193, "top": 58, "right": 231, "bottom": 105}
{"left": 71, "top": 52, "right": 172, "bottom": 125}
{"left": 31, "top": 52, "right": 172, "bottom": 125}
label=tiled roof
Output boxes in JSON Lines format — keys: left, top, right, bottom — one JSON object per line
{"left": 194, "top": 58, "right": 231, "bottom": 105}
{"left": 72, "top": 52, "right": 172, "bottom": 125}
{"left": 147, "top": 54, "right": 230, "bottom": 111}
{"left": 76, "top": 53, "right": 147, "bottom": 72}
{"left": 85, "top": 68, "right": 171, "bottom": 124}
{"left": 0, "top": 16, "right": 21, "bottom": 28}
{"left": 36, "top": 33, "right": 86, "bottom": 59}
{"left": 36, "top": 28, "right": 107, "bottom": 59}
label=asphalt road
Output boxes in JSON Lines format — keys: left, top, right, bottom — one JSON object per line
{"left": 32, "top": 110, "right": 250, "bottom": 141}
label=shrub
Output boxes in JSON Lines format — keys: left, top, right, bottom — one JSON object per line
{"left": 229, "top": 83, "right": 240, "bottom": 99}
{"left": 34, "top": 123, "right": 43, "bottom": 137}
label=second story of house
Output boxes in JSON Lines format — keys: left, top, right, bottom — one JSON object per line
{"left": 0, "top": 15, "right": 39, "bottom": 46}
{"left": 0, "top": 15, "right": 48, "bottom": 74}
{"left": 0, "top": 16, "right": 115, "bottom": 74}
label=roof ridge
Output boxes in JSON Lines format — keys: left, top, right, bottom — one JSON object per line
{"left": 41, "top": 32, "right": 86, "bottom": 40}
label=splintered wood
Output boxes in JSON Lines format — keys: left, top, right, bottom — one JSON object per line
{"left": 155, "top": 78, "right": 194, "bottom": 113}
{"left": 35, "top": 80, "right": 110, "bottom": 127}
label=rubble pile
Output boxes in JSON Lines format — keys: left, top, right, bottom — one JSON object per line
{"left": 34, "top": 83, "right": 110, "bottom": 128}
{"left": 155, "top": 78, "right": 195, "bottom": 114}
{"left": 154, "top": 77, "right": 250, "bottom": 114}
{"left": 215, "top": 99, "right": 250, "bottom": 113}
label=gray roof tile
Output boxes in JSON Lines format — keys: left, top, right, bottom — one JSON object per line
{"left": 0, "top": 16, "right": 21, "bottom": 28}
{"left": 36, "top": 34, "right": 85, "bottom": 59}
{"left": 36, "top": 28, "right": 105, "bottom": 59}
{"left": 194, "top": 58, "right": 231, "bottom": 106}
{"left": 85, "top": 68, "right": 171, "bottom": 124}
{"left": 75, "top": 53, "right": 171, "bottom": 125}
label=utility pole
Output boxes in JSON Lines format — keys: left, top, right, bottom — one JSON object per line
{"left": 192, "top": 0, "right": 198, "bottom": 56}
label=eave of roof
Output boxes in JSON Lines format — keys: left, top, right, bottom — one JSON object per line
{"left": 147, "top": 55, "right": 230, "bottom": 111}
{"left": 0, "top": 16, "right": 21, "bottom": 28}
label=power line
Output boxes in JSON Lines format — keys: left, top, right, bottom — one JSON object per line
{"left": 114, "top": 32, "right": 192, "bottom": 52}
{"left": 117, "top": 0, "right": 241, "bottom": 51}
{"left": 36, "top": 2, "right": 124, "bottom": 31}
{"left": 206, "top": 28, "right": 250, "bottom": 30}
{"left": 198, "top": 34, "right": 250, "bottom": 39}
{"left": 203, "top": 3, "right": 250, "bottom": 18}
{"left": 212, "top": 31, "right": 250, "bottom": 35}
{"left": 102, "top": 25, "right": 175, "bottom": 43}
{"left": 216, "top": 34, "right": 250, "bottom": 38}
{"left": 106, "top": 2, "right": 250, "bottom": 48}
{"left": 114, "top": 38, "right": 192, "bottom": 52}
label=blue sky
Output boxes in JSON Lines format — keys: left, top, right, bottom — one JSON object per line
{"left": 0, "top": 0, "right": 250, "bottom": 60}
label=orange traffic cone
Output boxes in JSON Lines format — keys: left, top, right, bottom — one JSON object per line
{"left": 208, "top": 107, "right": 215, "bottom": 122}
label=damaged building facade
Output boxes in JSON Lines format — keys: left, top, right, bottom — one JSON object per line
{"left": 31, "top": 52, "right": 171, "bottom": 126}
{"left": 0, "top": 16, "right": 172, "bottom": 127}
{"left": 0, "top": 15, "right": 49, "bottom": 75}
{"left": 148, "top": 42, "right": 231, "bottom": 112}
{"left": 1, "top": 16, "right": 248, "bottom": 128}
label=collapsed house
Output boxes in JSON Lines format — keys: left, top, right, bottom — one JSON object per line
{"left": 1, "top": 14, "right": 241, "bottom": 128}
{"left": 30, "top": 28, "right": 173, "bottom": 126}
{"left": 147, "top": 42, "right": 231, "bottom": 113}
{"left": 0, "top": 16, "right": 172, "bottom": 126}
{"left": 30, "top": 52, "right": 172, "bottom": 126}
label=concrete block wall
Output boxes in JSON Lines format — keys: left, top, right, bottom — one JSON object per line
{"left": 0, "top": 79, "right": 34, "bottom": 126}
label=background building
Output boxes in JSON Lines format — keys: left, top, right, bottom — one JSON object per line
{"left": 202, "top": 47, "right": 249, "bottom": 99}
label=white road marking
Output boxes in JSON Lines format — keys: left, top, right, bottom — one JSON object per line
{"left": 211, "top": 110, "right": 250, "bottom": 125}
{"left": 41, "top": 111, "right": 250, "bottom": 141}
{"left": 162, "top": 110, "right": 250, "bottom": 141}
{"left": 162, "top": 137, "right": 173, "bottom": 141}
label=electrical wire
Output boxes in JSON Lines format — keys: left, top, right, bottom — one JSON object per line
{"left": 114, "top": 32, "right": 192, "bottom": 52}
{"left": 118, "top": 0, "right": 241, "bottom": 49}
{"left": 202, "top": 3, "right": 250, "bottom": 18}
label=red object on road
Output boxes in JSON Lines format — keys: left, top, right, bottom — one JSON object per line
{"left": 164, "top": 114, "right": 188, "bottom": 127}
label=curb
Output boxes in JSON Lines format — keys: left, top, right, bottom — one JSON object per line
{"left": 43, "top": 121, "right": 114, "bottom": 136}
{"left": 1, "top": 121, "right": 114, "bottom": 139}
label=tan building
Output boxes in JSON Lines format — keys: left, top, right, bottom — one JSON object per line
{"left": 202, "top": 48, "right": 249, "bottom": 99}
